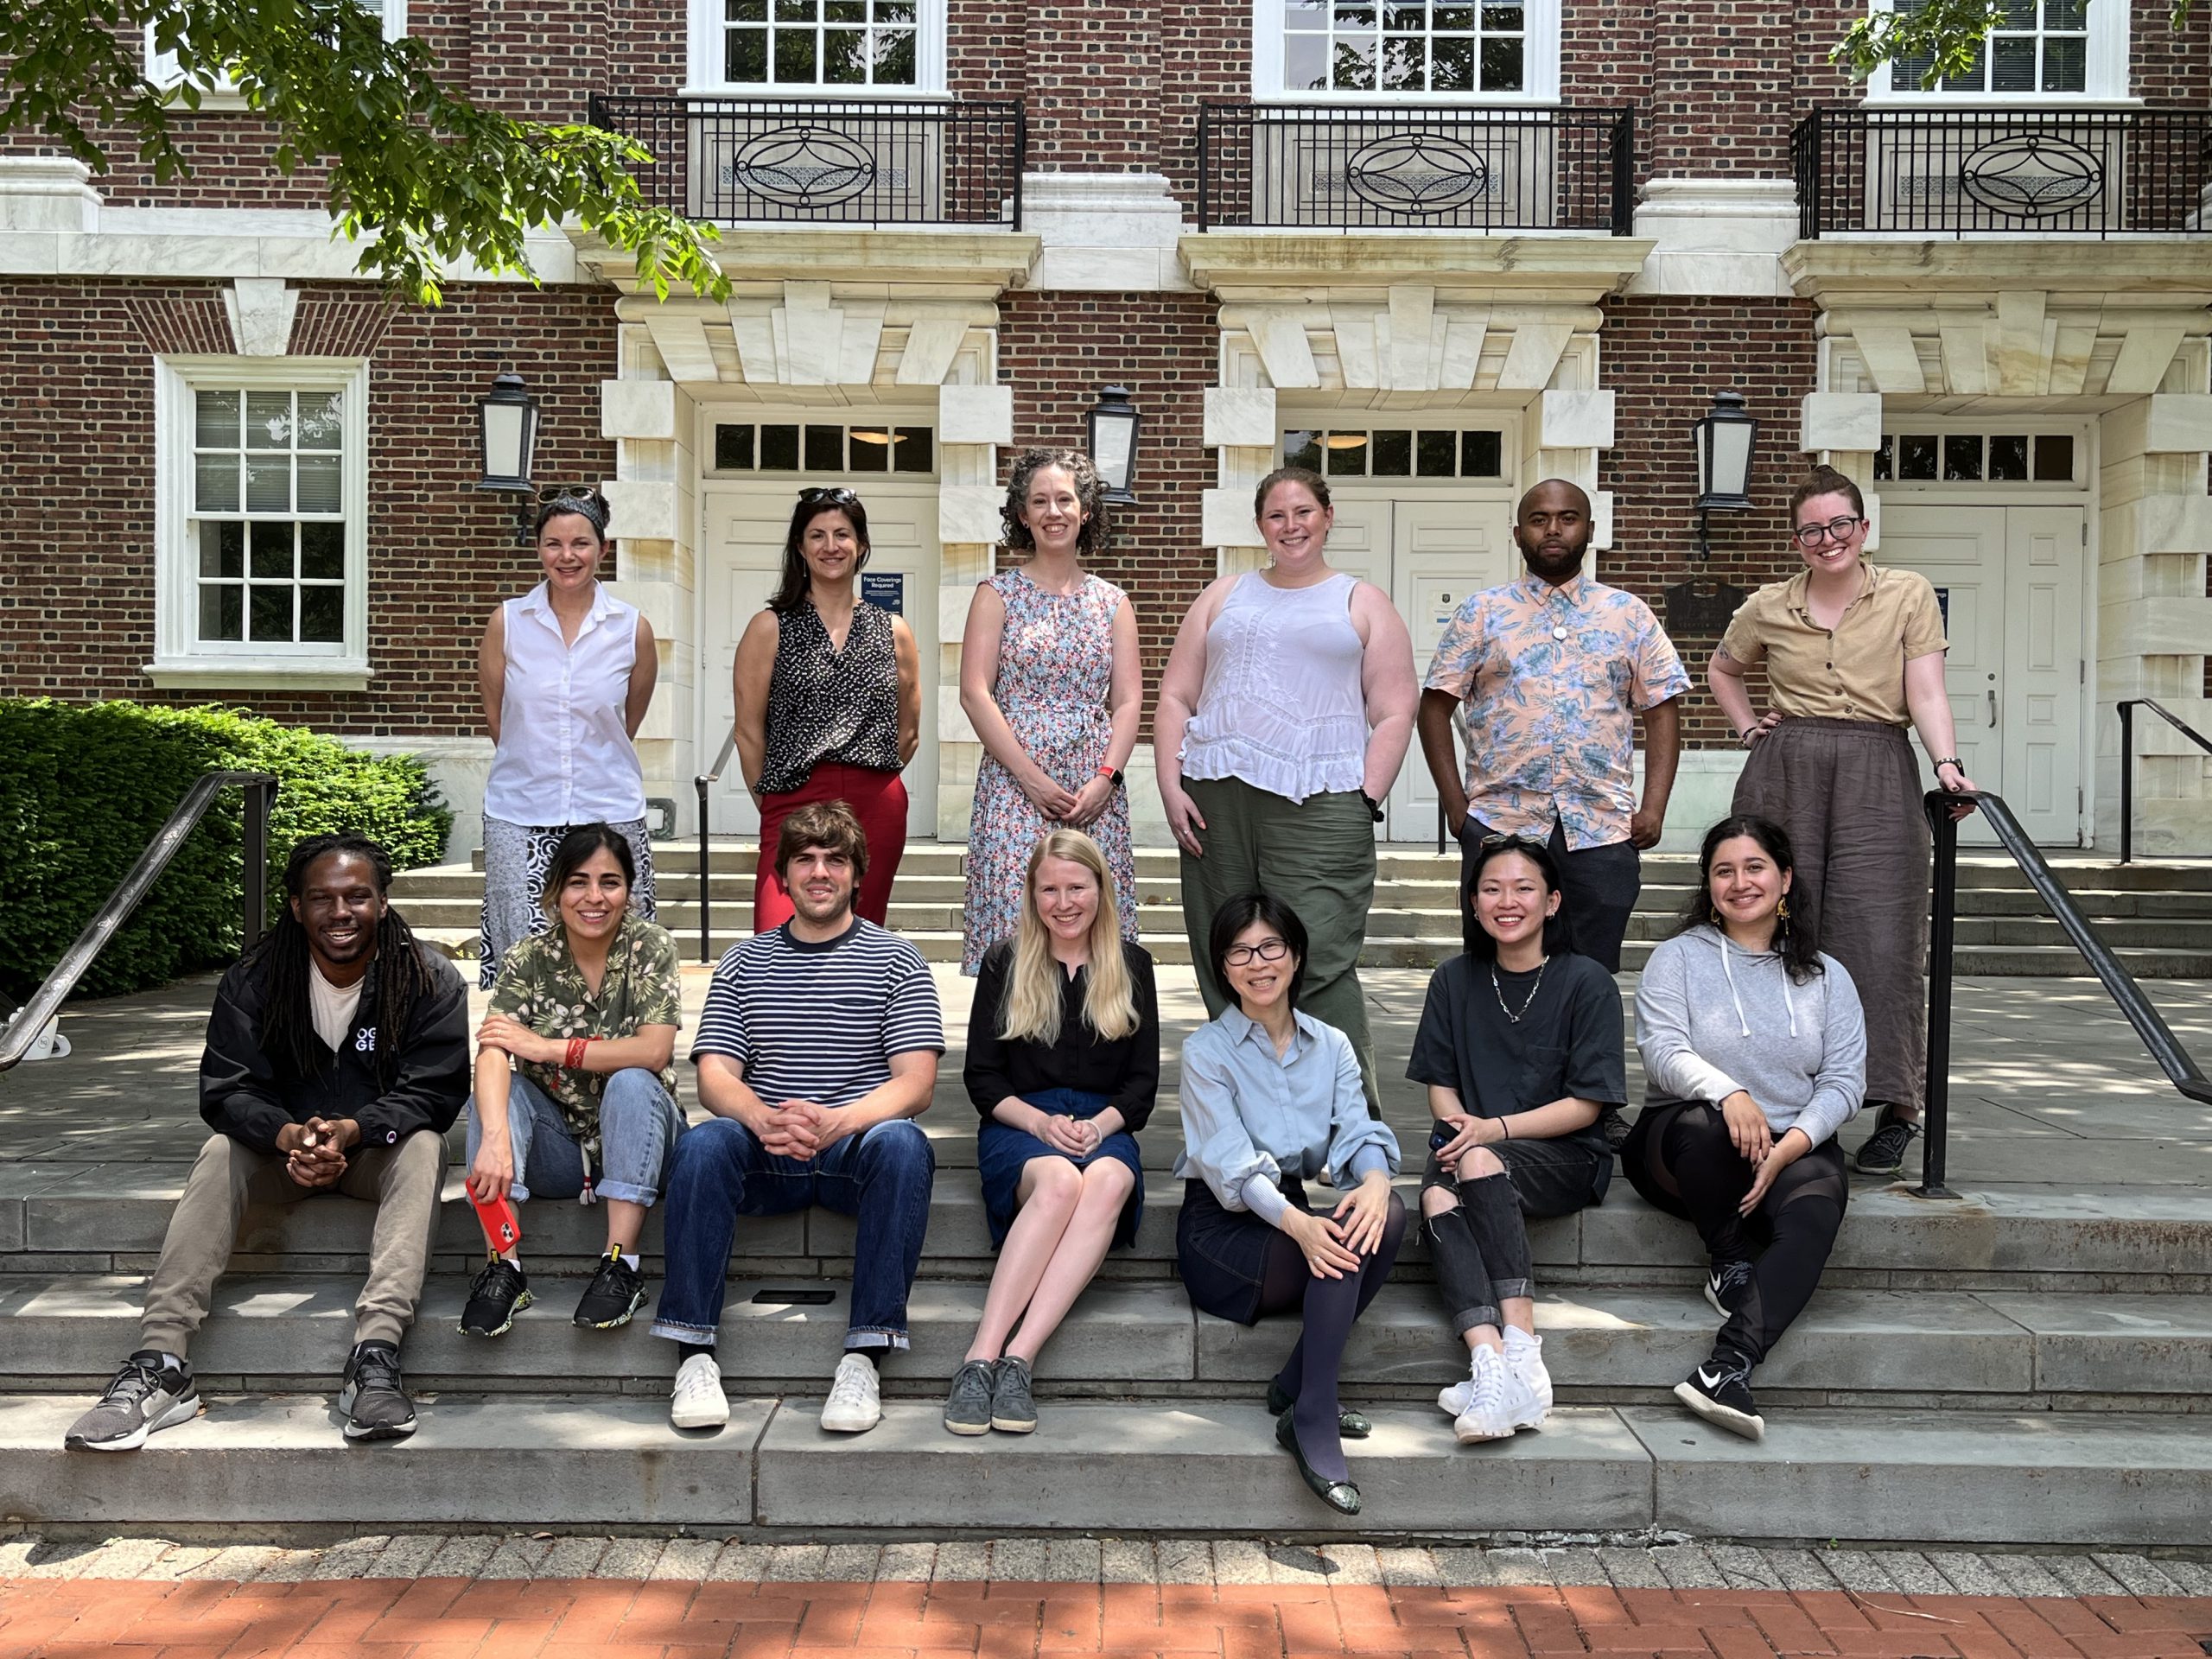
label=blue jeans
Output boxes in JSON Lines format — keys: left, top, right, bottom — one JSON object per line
{"left": 464, "top": 1070, "right": 686, "bottom": 1206}
{"left": 649, "top": 1115, "right": 935, "bottom": 1351}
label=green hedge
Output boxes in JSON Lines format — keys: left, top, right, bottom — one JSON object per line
{"left": 0, "top": 700, "right": 452, "bottom": 1002}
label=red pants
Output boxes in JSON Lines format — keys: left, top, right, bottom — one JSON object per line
{"left": 753, "top": 763, "right": 909, "bottom": 931}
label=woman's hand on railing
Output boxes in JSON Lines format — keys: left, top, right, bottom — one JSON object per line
{"left": 1934, "top": 759, "right": 1981, "bottom": 820}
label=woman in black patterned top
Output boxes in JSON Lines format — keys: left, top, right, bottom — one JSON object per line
{"left": 732, "top": 487, "right": 921, "bottom": 928}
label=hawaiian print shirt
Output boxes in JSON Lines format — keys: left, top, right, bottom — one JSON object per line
{"left": 1424, "top": 571, "right": 1690, "bottom": 851}
{"left": 487, "top": 912, "right": 683, "bottom": 1141}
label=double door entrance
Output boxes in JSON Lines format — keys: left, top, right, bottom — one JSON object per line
{"left": 1879, "top": 503, "right": 2088, "bottom": 846}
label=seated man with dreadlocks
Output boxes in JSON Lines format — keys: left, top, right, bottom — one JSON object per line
{"left": 65, "top": 833, "right": 469, "bottom": 1450}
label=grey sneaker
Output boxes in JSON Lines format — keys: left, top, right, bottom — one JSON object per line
{"left": 338, "top": 1340, "right": 417, "bottom": 1442}
{"left": 65, "top": 1351, "right": 200, "bottom": 1452}
{"left": 990, "top": 1355, "right": 1037, "bottom": 1433}
{"left": 943, "top": 1359, "right": 995, "bottom": 1437}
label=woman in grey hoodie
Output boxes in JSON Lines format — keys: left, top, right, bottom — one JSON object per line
{"left": 1628, "top": 814, "right": 1866, "bottom": 1441}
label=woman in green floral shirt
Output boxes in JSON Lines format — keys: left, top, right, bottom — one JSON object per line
{"left": 461, "top": 823, "right": 685, "bottom": 1337}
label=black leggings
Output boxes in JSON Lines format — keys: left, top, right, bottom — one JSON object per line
{"left": 1623, "top": 1100, "right": 1847, "bottom": 1368}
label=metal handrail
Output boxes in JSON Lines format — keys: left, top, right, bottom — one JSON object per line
{"left": 2117, "top": 698, "right": 2212, "bottom": 865}
{"left": 1921, "top": 786, "right": 2212, "bottom": 1198}
{"left": 0, "top": 771, "right": 277, "bottom": 1072}
{"left": 694, "top": 728, "right": 741, "bottom": 964}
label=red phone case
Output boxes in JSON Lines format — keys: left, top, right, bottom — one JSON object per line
{"left": 470, "top": 1190, "right": 522, "bottom": 1252}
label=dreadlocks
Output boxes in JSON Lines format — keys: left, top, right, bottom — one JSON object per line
{"left": 253, "top": 833, "right": 436, "bottom": 1089}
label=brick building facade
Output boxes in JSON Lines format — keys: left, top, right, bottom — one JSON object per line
{"left": 3, "top": 0, "right": 2209, "bottom": 853}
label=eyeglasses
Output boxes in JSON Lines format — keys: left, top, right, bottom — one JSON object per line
{"left": 1478, "top": 832, "right": 1547, "bottom": 853}
{"left": 799, "top": 486, "right": 861, "bottom": 505}
{"left": 1223, "top": 938, "right": 1290, "bottom": 967}
{"left": 1792, "top": 516, "right": 1863, "bottom": 548}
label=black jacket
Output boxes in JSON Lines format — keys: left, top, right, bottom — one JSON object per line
{"left": 199, "top": 940, "right": 470, "bottom": 1153}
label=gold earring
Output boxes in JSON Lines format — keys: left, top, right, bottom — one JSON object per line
{"left": 1777, "top": 896, "right": 1792, "bottom": 920}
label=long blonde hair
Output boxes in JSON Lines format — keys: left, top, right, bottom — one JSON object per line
{"left": 1000, "top": 830, "right": 1138, "bottom": 1046}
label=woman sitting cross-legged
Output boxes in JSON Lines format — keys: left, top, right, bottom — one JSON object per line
{"left": 1413, "top": 833, "right": 1623, "bottom": 1444}
{"left": 461, "top": 823, "right": 687, "bottom": 1337}
{"left": 946, "top": 829, "right": 1158, "bottom": 1437}
{"left": 1173, "top": 893, "right": 1405, "bottom": 1517}
{"left": 1627, "top": 813, "right": 1866, "bottom": 1442}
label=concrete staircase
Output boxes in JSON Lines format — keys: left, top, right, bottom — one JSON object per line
{"left": 390, "top": 843, "right": 2212, "bottom": 977}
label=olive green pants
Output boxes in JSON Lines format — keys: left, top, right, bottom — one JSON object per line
{"left": 1179, "top": 776, "right": 1380, "bottom": 1115}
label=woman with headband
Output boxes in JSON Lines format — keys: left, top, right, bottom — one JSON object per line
{"left": 476, "top": 489, "right": 658, "bottom": 987}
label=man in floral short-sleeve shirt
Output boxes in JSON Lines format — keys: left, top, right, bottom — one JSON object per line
{"left": 488, "top": 913, "right": 683, "bottom": 1142}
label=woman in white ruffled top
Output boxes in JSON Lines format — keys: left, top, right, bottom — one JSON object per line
{"left": 1154, "top": 465, "right": 1417, "bottom": 1114}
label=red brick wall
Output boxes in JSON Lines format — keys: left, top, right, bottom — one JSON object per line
{"left": 0, "top": 279, "right": 616, "bottom": 734}
{"left": 995, "top": 290, "right": 1220, "bottom": 738}
{"left": 1599, "top": 296, "right": 1820, "bottom": 745}
{"left": 2133, "top": 0, "right": 2212, "bottom": 103}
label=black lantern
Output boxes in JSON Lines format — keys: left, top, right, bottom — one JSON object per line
{"left": 1085, "top": 385, "right": 1142, "bottom": 506}
{"left": 1689, "top": 390, "right": 1758, "bottom": 561}
{"left": 476, "top": 371, "right": 540, "bottom": 545}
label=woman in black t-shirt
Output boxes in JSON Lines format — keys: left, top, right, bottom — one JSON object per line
{"left": 1409, "top": 834, "right": 1624, "bottom": 1446}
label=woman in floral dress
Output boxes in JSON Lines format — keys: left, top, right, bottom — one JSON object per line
{"left": 959, "top": 448, "right": 1142, "bottom": 973}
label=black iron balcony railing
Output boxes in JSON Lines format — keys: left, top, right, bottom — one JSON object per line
{"left": 1792, "top": 106, "right": 2212, "bottom": 238}
{"left": 588, "top": 96, "right": 1026, "bottom": 229}
{"left": 1198, "top": 103, "right": 1634, "bottom": 233}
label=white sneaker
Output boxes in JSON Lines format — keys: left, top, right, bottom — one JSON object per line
{"left": 670, "top": 1352, "right": 729, "bottom": 1430}
{"left": 1452, "top": 1344, "right": 1515, "bottom": 1444}
{"left": 1503, "top": 1332, "right": 1552, "bottom": 1430}
{"left": 820, "top": 1351, "right": 882, "bottom": 1433}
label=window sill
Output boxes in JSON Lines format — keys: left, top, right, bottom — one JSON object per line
{"left": 673, "top": 85, "right": 952, "bottom": 102}
{"left": 1250, "top": 92, "right": 1560, "bottom": 107}
{"left": 1857, "top": 93, "right": 2143, "bottom": 109}
{"left": 146, "top": 658, "right": 373, "bottom": 692}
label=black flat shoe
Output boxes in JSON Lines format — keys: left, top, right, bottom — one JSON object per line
{"left": 1274, "top": 1408, "right": 1360, "bottom": 1516}
{"left": 1266, "top": 1379, "right": 1371, "bottom": 1438}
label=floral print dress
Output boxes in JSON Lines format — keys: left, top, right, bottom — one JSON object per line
{"left": 961, "top": 569, "right": 1140, "bottom": 973}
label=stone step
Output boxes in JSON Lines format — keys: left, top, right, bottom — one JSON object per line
{"left": 0, "top": 1391, "right": 2204, "bottom": 1543}
{"left": 7, "top": 1273, "right": 2205, "bottom": 1405}
{"left": 11, "top": 1164, "right": 2212, "bottom": 1292}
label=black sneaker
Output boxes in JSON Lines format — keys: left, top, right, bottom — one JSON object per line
{"left": 339, "top": 1340, "right": 417, "bottom": 1442}
{"left": 1855, "top": 1109, "right": 1921, "bottom": 1178}
{"left": 1674, "top": 1352, "right": 1764, "bottom": 1441}
{"left": 1704, "top": 1260, "right": 1756, "bottom": 1318}
{"left": 989, "top": 1355, "right": 1038, "bottom": 1434}
{"left": 1598, "top": 1104, "right": 1632, "bottom": 1154}
{"left": 64, "top": 1351, "right": 200, "bottom": 1452}
{"left": 574, "top": 1249, "right": 648, "bottom": 1330}
{"left": 459, "top": 1256, "right": 531, "bottom": 1338}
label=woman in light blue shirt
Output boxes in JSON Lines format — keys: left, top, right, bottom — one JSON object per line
{"left": 1173, "top": 892, "right": 1404, "bottom": 1517}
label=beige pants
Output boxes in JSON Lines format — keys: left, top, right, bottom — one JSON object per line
{"left": 140, "top": 1128, "right": 445, "bottom": 1357}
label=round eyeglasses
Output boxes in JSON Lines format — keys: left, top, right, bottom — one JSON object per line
{"left": 1793, "top": 516, "right": 1863, "bottom": 548}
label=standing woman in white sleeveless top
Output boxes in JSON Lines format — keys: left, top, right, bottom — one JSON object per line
{"left": 476, "top": 490, "right": 658, "bottom": 988}
{"left": 1155, "top": 467, "right": 1418, "bottom": 1112}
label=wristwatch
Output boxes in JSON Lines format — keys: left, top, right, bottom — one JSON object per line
{"left": 1359, "top": 791, "right": 1385, "bottom": 823}
{"left": 1096, "top": 765, "right": 1123, "bottom": 788}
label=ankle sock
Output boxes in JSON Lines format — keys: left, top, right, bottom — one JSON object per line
{"left": 677, "top": 1341, "right": 716, "bottom": 1364}
{"left": 618, "top": 1251, "right": 639, "bottom": 1270}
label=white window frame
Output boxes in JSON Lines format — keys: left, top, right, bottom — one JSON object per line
{"left": 1862, "top": 0, "right": 2132, "bottom": 105}
{"left": 150, "top": 356, "right": 373, "bottom": 691}
{"left": 684, "top": 0, "right": 948, "bottom": 98}
{"left": 1250, "top": 0, "right": 1560, "bottom": 105}
{"left": 146, "top": 0, "right": 409, "bottom": 107}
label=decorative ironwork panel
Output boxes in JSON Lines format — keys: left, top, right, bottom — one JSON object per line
{"left": 588, "top": 97, "right": 1025, "bottom": 229}
{"left": 1792, "top": 107, "right": 2209, "bottom": 238}
{"left": 1198, "top": 105, "right": 1633, "bottom": 233}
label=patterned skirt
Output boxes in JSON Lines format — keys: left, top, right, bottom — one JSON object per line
{"left": 478, "top": 816, "right": 658, "bottom": 989}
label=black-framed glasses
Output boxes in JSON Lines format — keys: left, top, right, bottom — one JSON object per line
{"left": 1223, "top": 937, "right": 1290, "bottom": 967}
{"left": 1792, "top": 515, "right": 1863, "bottom": 548}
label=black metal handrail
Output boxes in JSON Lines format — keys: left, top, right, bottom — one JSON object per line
{"left": 2118, "top": 698, "right": 2212, "bottom": 866}
{"left": 694, "top": 727, "right": 742, "bottom": 965}
{"left": 588, "top": 94, "right": 1026, "bottom": 228}
{"left": 0, "top": 771, "right": 276, "bottom": 1072}
{"left": 1921, "top": 786, "right": 2212, "bottom": 1199}
{"left": 1792, "top": 105, "right": 2212, "bottom": 239}
{"left": 1198, "top": 103, "right": 1635, "bottom": 233}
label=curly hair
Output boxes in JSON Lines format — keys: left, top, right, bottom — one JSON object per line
{"left": 1000, "top": 448, "right": 1109, "bottom": 559}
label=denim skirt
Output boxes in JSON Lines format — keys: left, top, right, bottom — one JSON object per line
{"left": 1174, "top": 1173, "right": 1317, "bottom": 1327}
{"left": 975, "top": 1086, "right": 1144, "bottom": 1251}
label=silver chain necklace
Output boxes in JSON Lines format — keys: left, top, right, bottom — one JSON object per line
{"left": 1491, "top": 956, "right": 1549, "bottom": 1024}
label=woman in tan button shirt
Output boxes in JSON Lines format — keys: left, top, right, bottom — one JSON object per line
{"left": 1706, "top": 467, "right": 1979, "bottom": 1180}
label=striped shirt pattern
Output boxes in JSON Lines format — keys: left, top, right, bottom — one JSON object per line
{"left": 690, "top": 919, "right": 944, "bottom": 1106}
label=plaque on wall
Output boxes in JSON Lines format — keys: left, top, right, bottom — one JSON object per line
{"left": 1664, "top": 579, "right": 1749, "bottom": 638}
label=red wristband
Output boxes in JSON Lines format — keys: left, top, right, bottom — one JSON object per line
{"left": 565, "top": 1037, "right": 589, "bottom": 1070}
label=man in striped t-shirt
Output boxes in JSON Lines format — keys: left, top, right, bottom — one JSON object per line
{"left": 652, "top": 802, "right": 944, "bottom": 1435}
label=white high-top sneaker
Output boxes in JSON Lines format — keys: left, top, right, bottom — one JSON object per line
{"left": 1503, "top": 1328, "right": 1552, "bottom": 1429}
{"left": 1452, "top": 1344, "right": 1515, "bottom": 1444}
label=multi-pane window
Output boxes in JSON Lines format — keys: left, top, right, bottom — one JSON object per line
{"left": 1874, "top": 430, "right": 2078, "bottom": 484}
{"left": 1280, "top": 0, "right": 1528, "bottom": 95}
{"left": 1891, "top": 0, "right": 2088, "bottom": 93}
{"left": 721, "top": 0, "right": 918, "bottom": 87}
{"left": 191, "top": 389, "right": 348, "bottom": 646}
{"left": 1281, "top": 426, "right": 1506, "bottom": 478}
{"left": 712, "top": 420, "right": 935, "bottom": 474}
